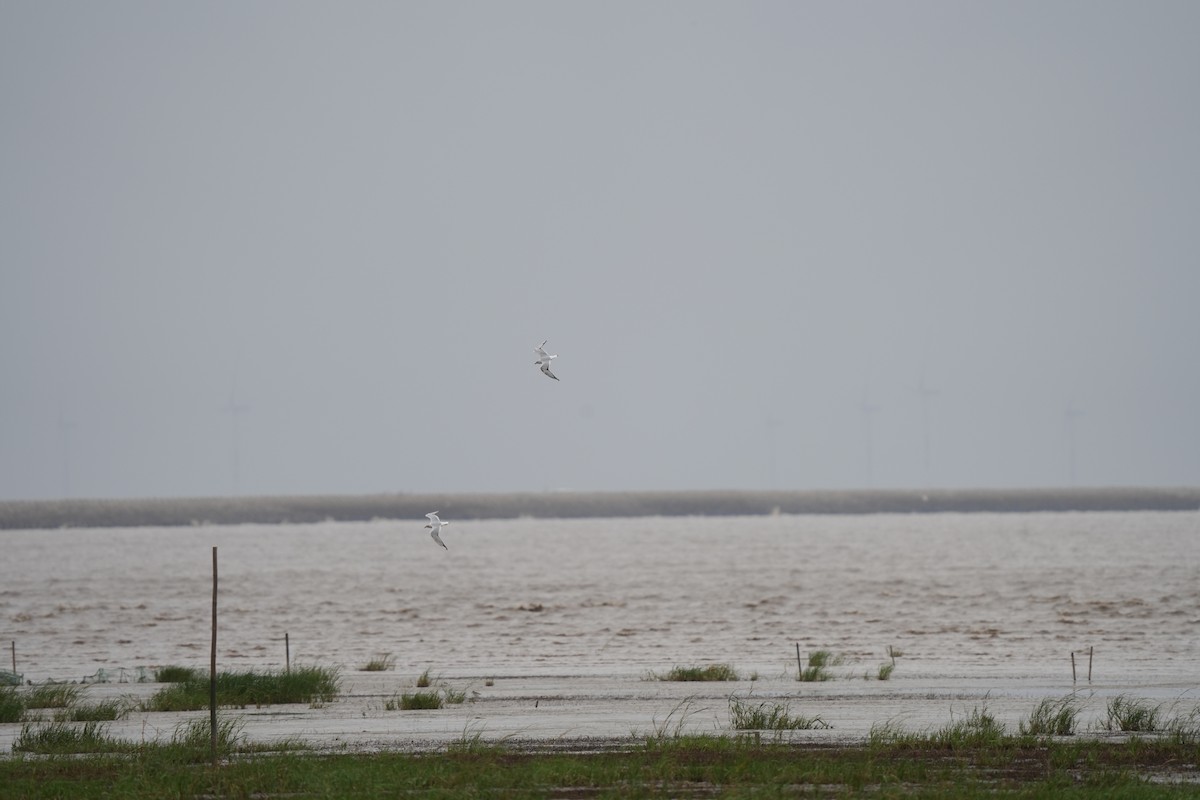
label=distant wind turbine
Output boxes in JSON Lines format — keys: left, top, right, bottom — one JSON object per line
{"left": 223, "top": 387, "right": 250, "bottom": 495}
{"left": 57, "top": 411, "right": 76, "bottom": 498}
{"left": 911, "top": 372, "right": 939, "bottom": 484}
{"left": 1064, "top": 401, "right": 1084, "bottom": 485}
{"left": 860, "top": 388, "right": 880, "bottom": 488}
{"left": 764, "top": 414, "right": 783, "bottom": 488}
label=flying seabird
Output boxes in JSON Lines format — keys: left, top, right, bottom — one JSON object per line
{"left": 534, "top": 340, "right": 559, "bottom": 381}
{"left": 424, "top": 511, "right": 449, "bottom": 550}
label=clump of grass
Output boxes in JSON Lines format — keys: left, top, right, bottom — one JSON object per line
{"left": 1166, "top": 704, "right": 1200, "bottom": 745}
{"left": 447, "top": 723, "right": 509, "bottom": 754}
{"left": 387, "top": 690, "right": 443, "bottom": 710}
{"left": 360, "top": 653, "right": 395, "bottom": 672}
{"left": 416, "top": 668, "right": 434, "bottom": 688}
{"left": 1020, "top": 695, "right": 1083, "bottom": 736}
{"left": 867, "top": 719, "right": 916, "bottom": 746}
{"left": 144, "top": 666, "right": 339, "bottom": 711}
{"left": 643, "top": 697, "right": 704, "bottom": 743}
{"left": 0, "top": 685, "right": 24, "bottom": 723}
{"left": 798, "top": 651, "right": 841, "bottom": 682}
{"left": 154, "top": 665, "right": 200, "bottom": 683}
{"left": 875, "top": 663, "right": 895, "bottom": 681}
{"left": 656, "top": 664, "right": 740, "bottom": 682}
{"left": 12, "top": 720, "right": 117, "bottom": 754}
{"left": 24, "top": 683, "right": 80, "bottom": 709}
{"left": 933, "top": 705, "right": 1006, "bottom": 748}
{"left": 1103, "top": 694, "right": 1163, "bottom": 732}
{"left": 170, "top": 715, "right": 246, "bottom": 757}
{"left": 57, "top": 698, "right": 129, "bottom": 722}
{"left": 444, "top": 687, "right": 467, "bottom": 705}
{"left": 728, "top": 696, "right": 831, "bottom": 731}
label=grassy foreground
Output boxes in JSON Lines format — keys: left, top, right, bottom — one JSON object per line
{"left": 2, "top": 734, "right": 1199, "bottom": 798}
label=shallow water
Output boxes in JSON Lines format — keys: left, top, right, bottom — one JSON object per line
{"left": 2, "top": 511, "right": 1198, "bottom": 684}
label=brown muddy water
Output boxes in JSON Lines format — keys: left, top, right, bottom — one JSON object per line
{"left": 2, "top": 511, "right": 1199, "bottom": 750}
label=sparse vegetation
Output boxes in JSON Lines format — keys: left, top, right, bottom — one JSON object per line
{"left": 728, "top": 696, "right": 831, "bottom": 731}
{"left": 13, "top": 720, "right": 118, "bottom": 755}
{"left": 0, "top": 684, "right": 24, "bottom": 723}
{"left": 1020, "top": 694, "right": 1083, "bottom": 736}
{"left": 655, "top": 664, "right": 740, "bottom": 682}
{"left": 143, "top": 666, "right": 339, "bottom": 711}
{"left": 24, "top": 682, "right": 80, "bottom": 709}
{"left": 388, "top": 690, "right": 443, "bottom": 710}
{"left": 4, "top": 729, "right": 1200, "bottom": 796}
{"left": 797, "top": 650, "right": 841, "bottom": 682}
{"left": 360, "top": 653, "right": 395, "bottom": 672}
{"left": 932, "top": 705, "right": 1007, "bottom": 748}
{"left": 1103, "top": 694, "right": 1164, "bottom": 732}
{"left": 154, "top": 665, "right": 200, "bottom": 683}
{"left": 446, "top": 723, "right": 504, "bottom": 754}
{"left": 10, "top": 713, "right": 309, "bottom": 761}
{"left": 644, "top": 697, "right": 704, "bottom": 742}
{"left": 416, "top": 667, "right": 434, "bottom": 688}
{"left": 58, "top": 698, "right": 129, "bottom": 722}
{"left": 169, "top": 715, "right": 246, "bottom": 757}
{"left": 875, "top": 663, "right": 895, "bottom": 681}
{"left": 1166, "top": 704, "right": 1200, "bottom": 745}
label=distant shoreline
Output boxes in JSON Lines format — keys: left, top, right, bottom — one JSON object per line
{"left": 1, "top": 486, "right": 1198, "bottom": 530}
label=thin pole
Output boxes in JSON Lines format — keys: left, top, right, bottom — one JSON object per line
{"left": 285, "top": 633, "right": 290, "bottom": 674}
{"left": 10, "top": 641, "right": 15, "bottom": 677}
{"left": 795, "top": 643, "right": 803, "bottom": 678}
{"left": 210, "top": 546, "right": 218, "bottom": 763}
{"left": 1088, "top": 646, "right": 1093, "bottom": 682}
{"left": 1070, "top": 651, "right": 1076, "bottom": 683}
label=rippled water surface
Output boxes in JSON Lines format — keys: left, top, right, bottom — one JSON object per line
{"left": 3, "top": 511, "right": 1198, "bottom": 682}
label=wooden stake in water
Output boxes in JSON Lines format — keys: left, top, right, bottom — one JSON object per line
{"left": 795, "top": 643, "right": 803, "bottom": 677}
{"left": 1070, "top": 651, "right": 1076, "bottom": 683}
{"left": 210, "top": 546, "right": 218, "bottom": 764}
{"left": 285, "top": 633, "right": 290, "bottom": 674}
{"left": 10, "top": 640, "right": 15, "bottom": 677}
{"left": 1088, "top": 646, "right": 1093, "bottom": 682}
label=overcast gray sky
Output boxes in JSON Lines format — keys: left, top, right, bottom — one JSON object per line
{"left": 2, "top": 1, "right": 1198, "bottom": 500}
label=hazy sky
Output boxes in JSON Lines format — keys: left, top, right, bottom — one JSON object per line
{"left": 3, "top": 1, "right": 1198, "bottom": 500}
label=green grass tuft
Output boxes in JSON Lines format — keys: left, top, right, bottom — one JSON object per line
{"left": 1165, "top": 704, "right": 1200, "bottom": 745}
{"left": 875, "top": 663, "right": 895, "bottom": 681}
{"left": 360, "top": 653, "right": 395, "bottom": 672}
{"left": 415, "top": 667, "right": 434, "bottom": 687}
{"left": 797, "top": 650, "right": 842, "bottom": 682}
{"left": 154, "top": 665, "right": 200, "bottom": 683}
{"left": 24, "top": 683, "right": 80, "bottom": 709}
{"left": 656, "top": 664, "right": 740, "bottom": 682}
{"left": 1103, "top": 694, "right": 1163, "bottom": 732}
{"left": 0, "top": 684, "right": 24, "bottom": 723}
{"left": 13, "top": 720, "right": 118, "bottom": 755}
{"left": 1020, "top": 695, "right": 1082, "bottom": 736}
{"left": 143, "top": 666, "right": 339, "bottom": 711}
{"left": 168, "top": 715, "right": 246, "bottom": 758}
{"left": 933, "top": 705, "right": 1007, "bottom": 748}
{"left": 57, "top": 699, "right": 129, "bottom": 722}
{"left": 728, "top": 696, "right": 831, "bottom": 731}
{"left": 390, "top": 690, "right": 443, "bottom": 710}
